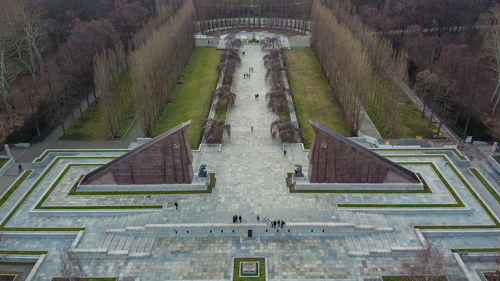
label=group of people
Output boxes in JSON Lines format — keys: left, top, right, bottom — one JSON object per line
{"left": 270, "top": 219, "right": 285, "bottom": 228}
{"left": 256, "top": 215, "right": 286, "bottom": 228}
{"left": 232, "top": 215, "right": 242, "bottom": 223}
{"left": 243, "top": 66, "right": 254, "bottom": 79}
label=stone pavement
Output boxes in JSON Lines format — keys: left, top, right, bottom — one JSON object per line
{"left": 0, "top": 44, "right": 499, "bottom": 281}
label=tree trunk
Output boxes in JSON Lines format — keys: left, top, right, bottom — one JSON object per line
{"left": 60, "top": 122, "right": 66, "bottom": 135}
{"left": 463, "top": 113, "right": 471, "bottom": 136}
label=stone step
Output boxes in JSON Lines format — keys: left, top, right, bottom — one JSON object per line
{"left": 129, "top": 236, "right": 143, "bottom": 256}
{"left": 100, "top": 233, "right": 114, "bottom": 250}
{"left": 122, "top": 235, "right": 134, "bottom": 251}
{"left": 107, "top": 234, "right": 120, "bottom": 253}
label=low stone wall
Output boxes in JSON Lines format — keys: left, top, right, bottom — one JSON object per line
{"left": 195, "top": 37, "right": 220, "bottom": 48}
{"left": 288, "top": 36, "right": 311, "bottom": 48}
{"left": 107, "top": 222, "right": 393, "bottom": 239}
{"left": 488, "top": 154, "right": 500, "bottom": 175}
{"left": 293, "top": 175, "right": 424, "bottom": 191}
{"left": 0, "top": 157, "right": 14, "bottom": 177}
{"left": 77, "top": 177, "right": 210, "bottom": 193}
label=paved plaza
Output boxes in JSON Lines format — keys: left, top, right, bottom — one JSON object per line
{"left": 0, "top": 45, "right": 499, "bottom": 281}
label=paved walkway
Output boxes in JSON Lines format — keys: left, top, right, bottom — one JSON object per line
{"left": 0, "top": 45, "right": 499, "bottom": 281}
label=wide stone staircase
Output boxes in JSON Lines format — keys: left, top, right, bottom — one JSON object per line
{"left": 100, "top": 232, "right": 155, "bottom": 257}
{"left": 338, "top": 210, "right": 423, "bottom": 256}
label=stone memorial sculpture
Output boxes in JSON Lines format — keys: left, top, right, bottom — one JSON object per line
{"left": 294, "top": 164, "right": 304, "bottom": 177}
{"left": 198, "top": 164, "right": 208, "bottom": 178}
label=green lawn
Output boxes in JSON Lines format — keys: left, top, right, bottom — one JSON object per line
{"left": 285, "top": 49, "right": 349, "bottom": 148}
{"left": 366, "top": 66, "right": 435, "bottom": 139}
{"left": 59, "top": 71, "right": 135, "bottom": 141}
{"left": 233, "top": 258, "right": 266, "bottom": 281}
{"left": 152, "top": 48, "right": 222, "bottom": 149}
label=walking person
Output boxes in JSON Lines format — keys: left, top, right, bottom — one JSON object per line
{"left": 281, "top": 220, "right": 285, "bottom": 228}
{"left": 233, "top": 215, "right": 237, "bottom": 223}
{"left": 277, "top": 220, "right": 281, "bottom": 228}
{"left": 251, "top": 126, "right": 254, "bottom": 132}
{"left": 256, "top": 215, "right": 260, "bottom": 222}
{"left": 18, "top": 164, "right": 22, "bottom": 173}
{"left": 283, "top": 149, "right": 287, "bottom": 157}
{"left": 174, "top": 202, "right": 178, "bottom": 210}
{"left": 239, "top": 215, "right": 242, "bottom": 223}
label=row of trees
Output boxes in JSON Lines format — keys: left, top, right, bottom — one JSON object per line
{"left": 131, "top": 0, "right": 197, "bottom": 136}
{"left": 261, "top": 37, "right": 302, "bottom": 142}
{"left": 92, "top": 0, "right": 186, "bottom": 139}
{"left": 311, "top": 1, "right": 372, "bottom": 136}
{"left": 194, "top": 0, "right": 312, "bottom": 34}
{"left": 93, "top": 42, "right": 132, "bottom": 139}
{"left": 201, "top": 34, "right": 241, "bottom": 144}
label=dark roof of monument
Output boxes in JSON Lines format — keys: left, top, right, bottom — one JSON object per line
{"left": 80, "top": 120, "right": 191, "bottom": 185}
{"left": 309, "top": 120, "right": 420, "bottom": 182}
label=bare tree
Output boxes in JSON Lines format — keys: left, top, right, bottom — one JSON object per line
{"left": 270, "top": 118, "right": 302, "bottom": 143}
{"left": 0, "top": 0, "right": 22, "bottom": 126}
{"left": 212, "top": 86, "right": 236, "bottom": 107}
{"left": 403, "top": 242, "right": 446, "bottom": 281}
{"left": 60, "top": 247, "right": 84, "bottom": 281}
{"left": 479, "top": 4, "right": 500, "bottom": 114}
{"left": 266, "top": 84, "right": 289, "bottom": 114}
{"left": 201, "top": 118, "right": 231, "bottom": 143}
{"left": 17, "top": 8, "right": 46, "bottom": 136}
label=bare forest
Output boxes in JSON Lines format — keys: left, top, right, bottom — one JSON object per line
{"left": 0, "top": 0, "right": 498, "bottom": 145}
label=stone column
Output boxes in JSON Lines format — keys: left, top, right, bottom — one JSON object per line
{"left": 492, "top": 142, "right": 498, "bottom": 154}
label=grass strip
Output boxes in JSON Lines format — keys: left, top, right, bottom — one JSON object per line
{"left": 0, "top": 251, "right": 47, "bottom": 255}
{"left": 0, "top": 170, "right": 33, "bottom": 207}
{"left": 469, "top": 168, "right": 500, "bottom": 204}
{"left": 52, "top": 277, "right": 118, "bottom": 281}
{"left": 35, "top": 150, "right": 129, "bottom": 162}
{"left": 452, "top": 248, "right": 500, "bottom": 253}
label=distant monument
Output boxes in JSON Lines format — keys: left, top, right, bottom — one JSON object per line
{"left": 308, "top": 120, "right": 420, "bottom": 184}
{"left": 80, "top": 121, "right": 193, "bottom": 185}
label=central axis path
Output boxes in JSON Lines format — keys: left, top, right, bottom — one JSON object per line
{"left": 202, "top": 45, "right": 339, "bottom": 224}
